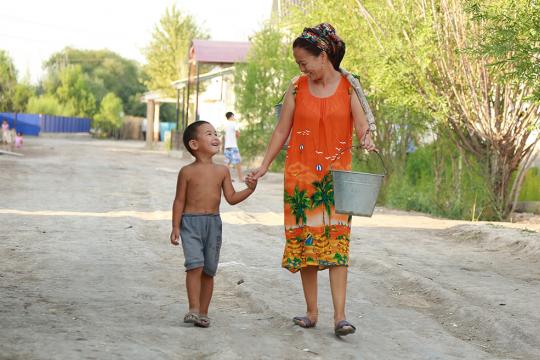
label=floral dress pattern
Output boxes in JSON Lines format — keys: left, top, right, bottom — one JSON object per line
{"left": 283, "top": 75, "right": 353, "bottom": 273}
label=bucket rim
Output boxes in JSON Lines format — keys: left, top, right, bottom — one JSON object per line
{"left": 331, "top": 169, "right": 385, "bottom": 177}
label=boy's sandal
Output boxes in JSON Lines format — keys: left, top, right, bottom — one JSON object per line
{"left": 293, "top": 316, "right": 317, "bottom": 328}
{"left": 183, "top": 312, "right": 199, "bottom": 324}
{"left": 195, "top": 315, "right": 210, "bottom": 328}
{"left": 334, "top": 320, "right": 356, "bottom": 336}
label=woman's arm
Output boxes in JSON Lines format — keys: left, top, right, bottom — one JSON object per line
{"left": 351, "top": 92, "right": 376, "bottom": 151}
{"left": 250, "top": 78, "right": 297, "bottom": 180}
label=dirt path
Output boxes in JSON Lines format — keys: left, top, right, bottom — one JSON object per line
{"left": 1, "top": 136, "right": 539, "bottom": 359}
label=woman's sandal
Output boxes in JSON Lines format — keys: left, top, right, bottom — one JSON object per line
{"left": 293, "top": 316, "right": 317, "bottom": 328}
{"left": 195, "top": 315, "right": 210, "bottom": 328}
{"left": 183, "top": 312, "right": 199, "bottom": 324}
{"left": 334, "top": 320, "right": 356, "bottom": 336}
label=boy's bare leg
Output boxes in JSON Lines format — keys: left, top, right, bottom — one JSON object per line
{"left": 186, "top": 267, "right": 203, "bottom": 313}
{"left": 235, "top": 164, "right": 243, "bottom": 182}
{"left": 198, "top": 272, "right": 214, "bottom": 316}
{"left": 299, "top": 266, "right": 319, "bottom": 324}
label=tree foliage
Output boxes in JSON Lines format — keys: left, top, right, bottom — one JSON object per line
{"left": 43, "top": 48, "right": 146, "bottom": 116}
{"left": 234, "top": 23, "right": 298, "bottom": 163}
{"left": 26, "top": 95, "right": 66, "bottom": 116}
{"left": 0, "top": 50, "right": 17, "bottom": 111}
{"left": 94, "top": 92, "right": 124, "bottom": 135}
{"left": 466, "top": 0, "right": 540, "bottom": 102}
{"left": 54, "top": 65, "right": 96, "bottom": 118}
{"left": 12, "top": 82, "right": 35, "bottom": 113}
{"left": 144, "top": 5, "right": 207, "bottom": 97}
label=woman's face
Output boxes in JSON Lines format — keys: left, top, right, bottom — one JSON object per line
{"left": 293, "top": 47, "right": 325, "bottom": 80}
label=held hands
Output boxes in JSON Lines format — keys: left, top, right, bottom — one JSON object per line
{"left": 245, "top": 174, "right": 258, "bottom": 190}
{"left": 170, "top": 228, "right": 180, "bottom": 246}
{"left": 247, "top": 165, "right": 268, "bottom": 182}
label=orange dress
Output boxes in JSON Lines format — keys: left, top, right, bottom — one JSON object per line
{"left": 283, "top": 75, "right": 353, "bottom": 273}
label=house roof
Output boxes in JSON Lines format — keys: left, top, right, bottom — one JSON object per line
{"left": 190, "top": 40, "right": 251, "bottom": 64}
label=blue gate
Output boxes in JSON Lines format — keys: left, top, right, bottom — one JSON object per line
{"left": 0, "top": 113, "right": 91, "bottom": 135}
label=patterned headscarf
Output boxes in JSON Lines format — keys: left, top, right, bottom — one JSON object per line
{"left": 299, "top": 23, "right": 343, "bottom": 55}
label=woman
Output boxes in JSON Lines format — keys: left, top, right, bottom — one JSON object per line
{"left": 249, "top": 23, "right": 376, "bottom": 336}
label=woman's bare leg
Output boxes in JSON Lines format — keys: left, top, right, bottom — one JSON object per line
{"left": 329, "top": 266, "right": 348, "bottom": 324}
{"left": 299, "top": 266, "right": 319, "bottom": 323}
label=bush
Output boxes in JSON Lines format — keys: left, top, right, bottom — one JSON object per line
{"left": 93, "top": 92, "right": 123, "bottom": 136}
{"left": 384, "top": 137, "right": 492, "bottom": 220}
{"left": 519, "top": 167, "right": 540, "bottom": 201}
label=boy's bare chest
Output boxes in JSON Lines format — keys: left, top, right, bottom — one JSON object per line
{"left": 187, "top": 169, "right": 224, "bottom": 191}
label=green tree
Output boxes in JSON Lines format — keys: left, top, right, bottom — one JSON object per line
{"left": 285, "top": 185, "right": 312, "bottom": 226}
{"left": 341, "top": 0, "right": 538, "bottom": 219}
{"left": 55, "top": 65, "right": 96, "bottom": 117}
{"left": 144, "top": 5, "right": 207, "bottom": 97}
{"left": 467, "top": 0, "right": 540, "bottom": 102}
{"left": 12, "top": 82, "right": 35, "bottom": 113}
{"left": 94, "top": 92, "right": 123, "bottom": 136}
{"left": 26, "top": 95, "right": 67, "bottom": 116}
{"left": 310, "top": 172, "right": 334, "bottom": 226}
{"left": 234, "top": 23, "right": 298, "bottom": 163}
{"left": 0, "top": 50, "right": 17, "bottom": 111}
{"left": 43, "top": 48, "right": 147, "bottom": 116}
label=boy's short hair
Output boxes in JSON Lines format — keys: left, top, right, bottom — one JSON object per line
{"left": 225, "top": 112, "right": 234, "bottom": 119}
{"left": 183, "top": 121, "right": 210, "bottom": 156}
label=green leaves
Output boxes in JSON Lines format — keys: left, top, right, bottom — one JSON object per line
{"left": 94, "top": 92, "right": 124, "bottom": 135}
{"left": 0, "top": 50, "right": 17, "bottom": 111}
{"left": 235, "top": 23, "right": 298, "bottom": 161}
{"left": 143, "top": 5, "right": 207, "bottom": 98}
{"left": 43, "top": 48, "right": 146, "bottom": 116}
{"left": 55, "top": 65, "right": 96, "bottom": 118}
{"left": 465, "top": 0, "right": 540, "bottom": 102}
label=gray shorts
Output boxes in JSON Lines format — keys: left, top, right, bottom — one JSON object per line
{"left": 180, "top": 214, "right": 222, "bottom": 277}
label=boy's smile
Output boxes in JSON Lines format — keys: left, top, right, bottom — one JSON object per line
{"left": 196, "top": 123, "right": 221, "bottom": 154}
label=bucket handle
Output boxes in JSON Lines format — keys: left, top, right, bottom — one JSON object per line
{"left": 330, "top": 132, "right": 388, "bottom": 175}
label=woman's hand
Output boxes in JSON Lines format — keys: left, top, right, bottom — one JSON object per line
{"left": 361, "top": 132, "right": 377, "bottom": 152}
{"left": 248, "top": 166, "right": 268, "bottom": 181}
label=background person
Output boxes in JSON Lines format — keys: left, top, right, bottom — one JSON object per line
{"left": 222, "top": 112, "right": 244, "bottom": 182}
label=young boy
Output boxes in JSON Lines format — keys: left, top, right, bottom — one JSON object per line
{"left": 222, "top": 112, "right": 243, "bottom": 181}
{"left": 170, "top": 120, "right": 257, "bottom": 328}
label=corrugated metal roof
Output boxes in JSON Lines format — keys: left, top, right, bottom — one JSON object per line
{"left": 190, "top": 40, "right": 251, "bottom": 64}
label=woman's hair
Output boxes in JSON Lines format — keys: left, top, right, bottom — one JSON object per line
{"left": 183, "top": 120, "right": 210, "bottom": 155}
{"left": 293, "top": 23, "right": 346, "bottom": 71}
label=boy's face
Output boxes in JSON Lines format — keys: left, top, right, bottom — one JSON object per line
{"left": 190, "top": 123, "right": 221, "bottom": 155}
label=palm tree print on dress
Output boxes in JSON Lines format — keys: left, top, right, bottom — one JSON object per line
{"left": 285, "top": 185, "right": 311, "bottom": 226}
{"left": 310, "top": 171, "right": 334, "bottom": 228}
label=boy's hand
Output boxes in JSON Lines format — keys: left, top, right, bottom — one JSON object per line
{"left": 245, "top": 175, "right": 257, "bottom": 190}
{"left": 170, "top": 228, "right": 180, "bottom": 245}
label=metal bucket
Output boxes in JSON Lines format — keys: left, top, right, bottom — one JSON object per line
{"left": 332, "top": 149, "right": 386, "bottom": 217}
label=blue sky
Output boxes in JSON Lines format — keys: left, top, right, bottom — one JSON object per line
{"left": 0, "top": 0, "right": 273, "bottom": 83}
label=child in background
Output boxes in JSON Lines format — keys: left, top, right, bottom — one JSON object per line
{"left": 1, "top": 120, "right": 11, "bottom": 146}
{"left": 15, "top": 132, "right": 23, "bottom": 148}
{"left": 170, "top": 120, "right": 257, "bottom": 328}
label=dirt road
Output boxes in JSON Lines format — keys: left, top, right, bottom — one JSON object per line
{"left": 1, "top": 136, "right": 539, "bottom": 359}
